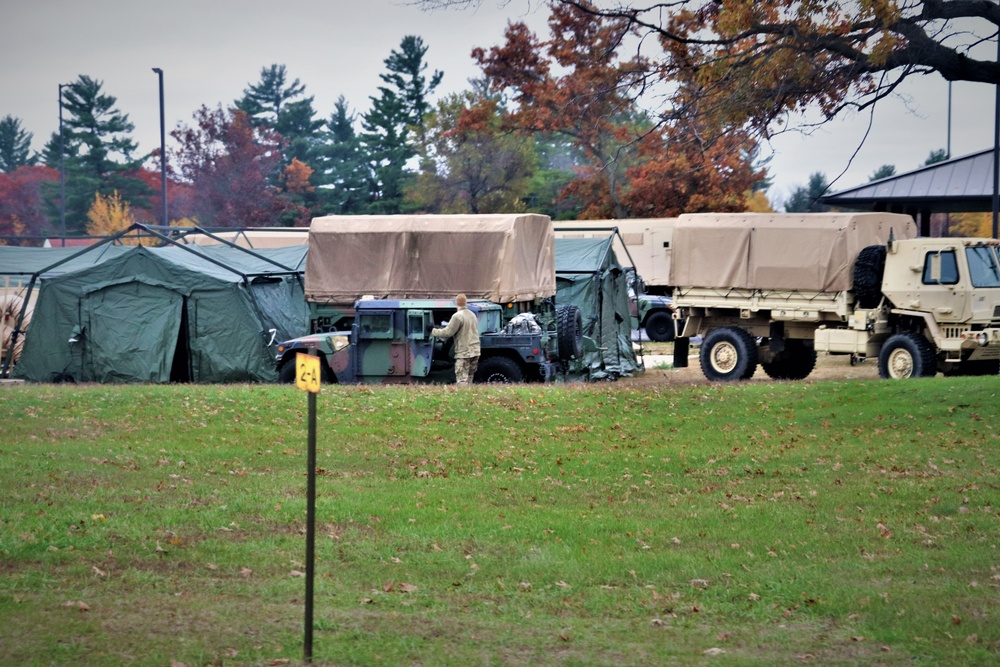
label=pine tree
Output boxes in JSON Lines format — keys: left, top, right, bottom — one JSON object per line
{"left": 236, "top": 64, "right": 323, "bottom": 203}
{"left": 315, "top": 96, "right": 369, "bottom": 214}
{"left": 0, "top": 116, "right": 37, "bottom": 173}
{"left": 784, "top": 173, "right": 830, "bottom": 213}
{"left": 235, "top": 64, "right": 306, "bottom": 127}
{"left": 361, "top": 35, "right": 443, "bottom": 213}
{"left": 39, "top": 76, "right": 149, "bottom": 235}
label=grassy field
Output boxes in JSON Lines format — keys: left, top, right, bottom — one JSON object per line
{"left": 1, "top": 375, "right": 998, "bottom": 666}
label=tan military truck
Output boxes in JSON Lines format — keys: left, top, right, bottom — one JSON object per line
{"left": 670, "top": 213, "right": 1000, "bottom": 380}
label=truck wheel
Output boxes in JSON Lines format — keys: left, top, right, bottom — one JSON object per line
{"left": 761, "top": 340, "right": 817, "bottom": 380}
{"left": 853, "top": 245, "right": 887, "bottom": 308}
{"left": 556, "top": 305, "right": 584, "bottom": 360}
{"left": 644, "top": 311, "right": 675, "bottom": 342}
{"left": 700, "top": 327, "right": 758, "bottom": 381}
{"left": 278, "top": 359, "right": 297, "bottom": 383}
{"left": 474, "top": 356, "right": 524, "bottom": 383}
{"left": 878, "top": 332, "right": 936, "bottom": 379}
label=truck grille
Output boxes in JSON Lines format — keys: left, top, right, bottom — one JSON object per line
{"left": 941, "top": 326, "right": 966, "bottom": 339}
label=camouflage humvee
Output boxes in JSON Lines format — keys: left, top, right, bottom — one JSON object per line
{"left": 631, "top": 293, "right": 677, "bottom": 342}
{"left": 276, "top": 298, "right": 583, "bottom": 384}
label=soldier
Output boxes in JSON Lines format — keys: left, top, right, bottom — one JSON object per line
{"left": 432, "top": 294, "right": 481, "bottom": 385}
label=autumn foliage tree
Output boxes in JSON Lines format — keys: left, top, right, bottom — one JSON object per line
{"left": 86, "top": 190, "right": 136, "bottom": 240}
{"left": 0, "top": 166, "right": 58, "bottom": 243}
{"left": 410, "top": 90, "right": 536, "bottom": 213}
{"left": 170, "top": 107, "right": 307, "bottom": 227}
{"left": 426, "top": 0, "right": 1000, "bottom": 139}
{"left": 472, "top": 2, "right": 762, "bottom": 217}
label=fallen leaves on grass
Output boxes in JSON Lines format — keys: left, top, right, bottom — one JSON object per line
{"left": 382, "top": 582, "right": 418, "bottom": 593}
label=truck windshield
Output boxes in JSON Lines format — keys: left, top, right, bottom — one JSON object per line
{"left": 966, "top": 246, "right": 1000, "bottom": 288}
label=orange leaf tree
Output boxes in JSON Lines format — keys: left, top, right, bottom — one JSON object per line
{"left": 425, "top": 0, "right": 1000, "bottom": 139}
{"left": 0, "top": 166, "right": 57, "bottom": 243}
{"left": 409, "top": 90, "right": 536, "bottom": 214}
{"left": 472, "top": 2, "right": 762, "bottom": 218}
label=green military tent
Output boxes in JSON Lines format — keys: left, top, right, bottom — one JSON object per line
{"left": 12, "top": 244, "right": 307, "bottom": 383}
{"left": 555, "top": 236, "right": 641, "bottom": 380}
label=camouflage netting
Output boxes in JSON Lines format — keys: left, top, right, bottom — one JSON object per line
{"left": 305, "top": 214, "right": 556, "bottom": 304}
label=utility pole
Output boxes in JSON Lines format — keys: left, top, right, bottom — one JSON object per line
{"left": 152, "top": 68, "right": 168, "bottom": 225}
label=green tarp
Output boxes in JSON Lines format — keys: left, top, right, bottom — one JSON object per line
{"left": 11, "top": 244, "right": 307, "bottom": 383}
{"left": 555, "top": 236, "right": 640, "bottom": 380}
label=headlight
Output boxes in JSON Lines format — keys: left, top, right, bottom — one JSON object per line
{"left": 977, "top": 332, "right": 989, "bottom": 346}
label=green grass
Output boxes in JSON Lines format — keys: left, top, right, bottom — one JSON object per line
{"left": 1, "top": 377, "right": 998, "bottom": 666}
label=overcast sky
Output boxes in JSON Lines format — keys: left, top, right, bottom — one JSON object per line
{"left": 2, "top": 0, "right": 996, "bottom": 208}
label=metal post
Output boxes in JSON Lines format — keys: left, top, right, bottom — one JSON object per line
{"left": 305, "top": 388, "right": 317, "bottom": 662}
{"left": 152, "top": 68, "right": 168, "bottom": 225}
{"left": 994, "top": 34, "right": 1000, "bottom": 239}
{"left": 947, "top": 81, "right": 952, "bottom": 159}
{"left": 58, "top": 83, "right": 66, "bottom": 247}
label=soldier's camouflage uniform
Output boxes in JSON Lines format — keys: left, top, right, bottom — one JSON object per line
{"left": 432, "top": 306, "right": 480, "bottom": 384}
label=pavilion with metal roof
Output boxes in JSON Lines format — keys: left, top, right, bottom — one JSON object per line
{"left": 820, "top": 149, "right": 998, "bottom": 236}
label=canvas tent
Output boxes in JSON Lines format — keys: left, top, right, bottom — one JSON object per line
{"left": 555, "top": 236, "right": 641, "bottom": 380}
{"left": 11, "top": 243, "right": 307, "bottom": 383}
{"left": 554, "top": 218, "right": 676, "bottom": 292}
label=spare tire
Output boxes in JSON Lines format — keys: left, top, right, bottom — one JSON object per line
{"left": 853, "top": 245, "right": 887, "bottom": 308}
{"left": 556, "top": 305, "right": 584, "bottom": 360}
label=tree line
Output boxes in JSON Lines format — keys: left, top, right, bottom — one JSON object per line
{"left": 0, "top": 8, "right": 771, "bottom": 244}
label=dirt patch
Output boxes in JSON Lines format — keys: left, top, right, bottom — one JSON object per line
{"left": 628, "top": 344, "right": 880, "bottom": 387}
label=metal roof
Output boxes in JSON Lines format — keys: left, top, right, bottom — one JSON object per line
{"left": 820, "top": 149, "right": 997, "bottom": 214}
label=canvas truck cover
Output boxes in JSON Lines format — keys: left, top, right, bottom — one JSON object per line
{"left": 669, "top": 213, "right": 917, "bottom": 292}
{"left": 305, "top": 214, "right": 556, "bottom": 303}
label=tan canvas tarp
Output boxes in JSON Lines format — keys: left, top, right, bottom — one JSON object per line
{"left": 669, "top": 213, "right": 917, "bottom": 291}
{"left": 305, "top": 214, "right": 556, "bottom": 303}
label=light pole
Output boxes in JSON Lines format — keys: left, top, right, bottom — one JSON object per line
{"left": 152, "top": 68, "right": 168, "bottom": 226}
{"left": 58, "top": 83, "right": 67, "bottom": 246}
{"left": 993, "top": 35, "right": 999, "bottom": 239}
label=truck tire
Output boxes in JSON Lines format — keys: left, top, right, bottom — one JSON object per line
{"left": 278, "top": 358, "right": 297, "bottom": 383}
{"left": 853, "top": 245, "right": 887, "bottom": 308}
{"left": 474, "top": 356, "right": 524, "bottom": 383}
{"left": 700, "top": 327, "right": 758, "bottom": 381}
{"left": 644, "top": 311, "right": 675, "bottom": 342}
{"left": 878, "top": 332, "right": 937, "bottom": 379}
{"left": 761, "top": 340, "right": 817, "bottom": 380}
{"left": 556, "top": 305, "right": 584, "bottom": 360}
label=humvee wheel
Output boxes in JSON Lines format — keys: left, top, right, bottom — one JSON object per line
{"left": 700, "top": 327, "right": 758, "bottom": 381}
{"left": 278, "top": 359, "right": 297, "bottom": 383}
{"left": 474, "top": 356, "right": 524, "bottom": 383}
{"left": 878, "top": 332, "right": 936, "bottom": 379}
{"left": 644, "top": 311, "right": 675, "bottom": 342}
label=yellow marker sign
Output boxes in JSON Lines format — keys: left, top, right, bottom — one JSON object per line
{"left": 296, "top": 352, "right": 321, "bottom": 393}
